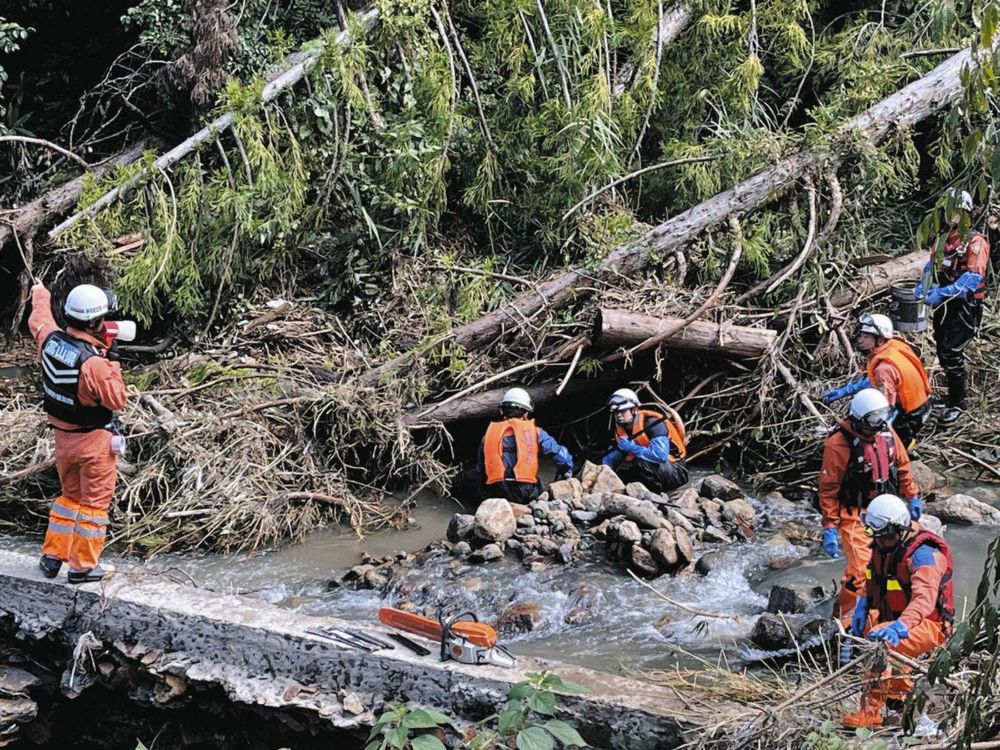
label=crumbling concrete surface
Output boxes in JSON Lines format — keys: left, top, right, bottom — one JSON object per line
{"left": 0, "top": 550, "right": 697, "bottom": 748}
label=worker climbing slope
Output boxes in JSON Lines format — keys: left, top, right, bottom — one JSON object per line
{"left": 818, "top": 389, "right": 921, "bottom": 620}
{"left": 841, "top": 494, "right": 953, "bottom": 729}
{"left": 451, "top": 387, "right": 573, "bottom": 505}
{"left": 602, "top": 388, "right": 688, "bottom": 493}
{"left": 28, "top": 279, "right": 130, "bottom": 583}
{"left": 821, "top": 313, "right": 932, "bottom": 447}
{"left": 914, "top": 189, "right": 991, "bottom": 425}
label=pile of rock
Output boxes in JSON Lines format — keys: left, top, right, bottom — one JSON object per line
{"left": 445, "top": 463, "right": 759, "bottom": 579}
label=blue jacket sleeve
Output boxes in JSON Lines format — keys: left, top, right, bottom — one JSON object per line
{"left": 538, "top": 428, "right": 573, "bottom": 472}
{"left": 630, "top": 435, "right": 672, "bottom": 463}
{"left": 939, "top": 272, "right": 983, "bottom": 299}
{"left": 843, "top": 376, "right": 872, "bottom": 397}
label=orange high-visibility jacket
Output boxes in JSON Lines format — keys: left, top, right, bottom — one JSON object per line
{"left": 866, "top": 338, "right": 931, "bottom": 413}
{"left": 483, "top": 418, "right": 539, "bottom": 484}
{"left": 614, "top": 409, "right": 687, "bottom": 463}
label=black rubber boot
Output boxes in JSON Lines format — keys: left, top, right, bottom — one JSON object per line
{"left": 38, "top": 555, "right": 62, "bottom": 579}
{"left": 67, "top": 563, "right": 116, "bottom": 584}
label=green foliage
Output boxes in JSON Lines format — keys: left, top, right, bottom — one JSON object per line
{"left": 366, "top": 706, "right": 452, "bottom": 750}
{"left": 801, "top": 720, "right": 890, "bottom": 749}
{"left": 467, "top": 671, "right": 589, "bottom": 750}
{"left": 0, "top": 16, "right": 30, "bottom": 120}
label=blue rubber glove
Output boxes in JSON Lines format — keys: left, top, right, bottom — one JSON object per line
{"left": 850, "top": 596, "right": 869, "bottom": 636}
{"left": 913, "top": 261, "right": 932, "bottom": 300}
{"left": 926, "top": 273, "right": 981, "bottom": 307}
{"left": 821, "top": 377, "right": 872, "bottom": 405}
{"left": 908, "top": 496, "right": 922, "bottom": 521}
{"left": 822, "top": 528, "right": 841, "bottom": 559}
{"left": 868, "top": 620, "right": 909, "bottom": 648}
{"left": 924, "top": 285, "right": 944, "bottom": 307}
{"left": 617, "top": 436, "right": 640, "bottom": 453}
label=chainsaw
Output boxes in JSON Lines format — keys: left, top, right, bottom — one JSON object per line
{"left": 378, "top": 607, "right": 517, "bottom": 668}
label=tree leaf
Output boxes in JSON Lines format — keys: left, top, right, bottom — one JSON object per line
{"left": 527, "top": 691, "right": 557, "bottom": 716}
{"left": 498, "top": 706, "right": 525, "bottom": 735}
{"left": 516, "top": 726, "right": 555, "bottom": 750}
{"left": 543, "top": 719, "right": 588, "bottom": 747}
{"left": 410, "top": 735, "right": 447, "bottom": 750}
{"left": 509, "top": 681, "right": 533, "bottom": 700}
{"left": 387, "top": 726, "right": 408, "bottom": 749}
{"left": 403, "top": 709, "right": 450, "bottom": 729}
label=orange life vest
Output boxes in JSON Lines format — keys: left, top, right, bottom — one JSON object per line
{"left": 867, "top": 529, "right": 954, "bottom": 627}
{"left": 614, "top": 409, "right": 687, "bottom": 463}
{"left": 483, "top": 418, "right": 539, "bottom": 485}
{"left": 936, "top": 229, "right": 989, "bottom": 300}
{"left": 866, "top": 337, "right": 931, "bottom": 413}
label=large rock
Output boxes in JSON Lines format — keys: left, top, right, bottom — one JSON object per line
{"left": 579, "top": 461, "right": 603, "bottom": 492}
{"left": 590, "top": 465, "right": 627, "bottom": 494}
{"left": 700, "top": 498, "right": 724, "bottom": 527}
{"left": 700, "top": 474, "right": 743, "bottom": 501}
{"left": 496, "top": 603, "right": 542, "bottom": 635}
{"left": 921, "top": 513, "right": 944, "bottom": 536}
{"left": 695, "top": 552, "right": 720, "bottom": 576}
{"left": 629, "top": 546, "right": 661, "bottom": 578}
{"left": 626, "top": 482, "right": 659, "bottom": 503}
{"left": 674, "top": 527, "right": 694, "bottom": 564}
{"left": 615, "top": 520, "right": 642, "bottom": 546}
{"left": 909, "top": 460, "right": 947, "bottom": 493}
{"left": 766, "top": 583, "right": 826, "bottom": 615}
{"left": 474, "top": 499, "right": 517, "bottom": 542}
{"left": 750, "top": 613, "right": 794, "bottom": 651}
{"left": 602, "top": 494, "right": 667, "bottom": 529}
{"left": 549, "top": 478, "right": 583, "bottom": 504}
{"left": 649, "top": 528, "right": 679, "bottom": 569}
{"left": 580, "top": 493, "right": 604, "bottom": 513}
{"left": 447, "top": 514, "right": 476, "bottom": 543}
{"left": 931, "top": 493, "right": 1000, "bottom": 526}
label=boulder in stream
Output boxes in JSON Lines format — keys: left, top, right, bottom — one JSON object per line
{"left": 629, "top": 545, "right": 661, "bottom": 578}
{"left": 549, "top": 478, "right": 583, "bottom": 505}
{"left": 930, "top": 493, "right": 1000, "bottom": 526}
{"left": 700, "top": 474, "right": 743, "bottom": 501}
{"left": 590, "top": 465, "right": 626, "bottom": 494}
{"left": 447, "top": 514, "right": 476, "bottom": 543}
{"left": 474, "top": 499, "right": 517, "bottom": 542}
{"left": 649, "top": 528, "right": 679, "bottom": 569}
{"left": 496, "top": 603, "right": 543, "bottom": 635}
{"left": 750, "top": 613, "right": 794, "bottom": 651}
{"left": 909, "top": 460, "right": 948, "bottom": 493}
{"left": 766, "top": 583, "right": 826, "bottom": 615}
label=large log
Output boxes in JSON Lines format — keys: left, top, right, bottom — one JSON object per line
{"left": 0, "top": 142, "right": 147, "bottom": 253}
{"left": 593, "top": 309, "right": 777, "bottom": 358}
{"left": 362, "top": 44, "right": 986, "bottom": 385}
{"left": 832, "top": 249, "right": 926, "bottom": 311}
{"left": 405, "top": 376, "right": 617, "bottom": 426}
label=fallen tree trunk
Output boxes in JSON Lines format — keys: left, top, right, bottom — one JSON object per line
{"left": 0, "top": 142, "right": 147, "bottom": 253}
{"left": 362, "top": 44, "right": 985, "bottom": 385}
{"left": 405, "top": 376, "right": 617, "bottom": 426}
{"left": 48, "top": 9, "right": 379, "bottom": 240}
{"left": 593, "top": 308, "right": 777, "bottom": 358}
{"left": 832, "top": 249, "right": 926, "bottom": 311}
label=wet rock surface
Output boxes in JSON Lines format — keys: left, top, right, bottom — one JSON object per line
{"left": 930, "top": 493, "right": 1000, "bottom": 526}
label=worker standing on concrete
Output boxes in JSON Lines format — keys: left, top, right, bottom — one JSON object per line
{"left": 29, "top": 279, "right": 128, "bottom": 583}
{"left": 821, "top": 313, "right": 932, "bottom": 448}
{"left": 914, "top": 189, "right": 991, "bottom": 425}
{"left": 842, "top": 493, "right": 953, "bottom": 729}
{"left": 818, "top": 389, "right": 920, "bottom": 620}
{"left": 451, "top": 387, "right": 573, "bottom": 505}
{"left": 602, "top": 388, "right": 688, "bottom": 492}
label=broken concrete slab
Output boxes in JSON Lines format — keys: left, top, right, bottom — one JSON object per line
{"left": 0, "top": 550, "right": 710, "bottom": 749}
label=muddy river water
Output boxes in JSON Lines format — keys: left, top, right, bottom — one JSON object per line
{"left": 8, "top": 475, "right": 996, "bottom": 677}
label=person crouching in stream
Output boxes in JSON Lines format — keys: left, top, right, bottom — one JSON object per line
{"left": 841, "top": 493, "right": 953, "bottom": 729}
{"left": 601, "top": 388, "right": 688, "bottom": 493}
{"left": 818, "top": 388, "right": 921, "bottom": 623}
{"left": 28, "top": 279, "right": 128, "bottom": 583}
{"left": 451, "top": 387, "right": 573, "bottom": 506}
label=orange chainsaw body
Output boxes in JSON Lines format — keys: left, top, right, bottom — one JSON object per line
{"left": 378, "top": 608, "right": 498, "bottom": 649}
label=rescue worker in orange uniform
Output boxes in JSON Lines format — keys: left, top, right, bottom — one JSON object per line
{"left": 29, "top": 279, "right": 128, "bottom": 583}
{"left": 818, "top": 389, "right": 921, "bottom": 620}
{"left": 841, "top": 493, "right": 953, "bottom": 729}
{"left": 821, "top": 313, "right": 932, "bottom": 448}
{"left": 451, "top": 387, "right": 573, "bottom": 505}
{"left": 914, "top": 189, "right": 991, "bottom": 425}
{"left": 602, "top": 388, "right": 688, "bottom": 492}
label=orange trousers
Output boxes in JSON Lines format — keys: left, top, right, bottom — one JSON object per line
{"left": 41, "top": 429, "right": 117, "bottom": 571}
{"left": 861, "top": 617, "right": 948, "bottom": 701}
{"left": 836, "top": 507, "right": 872, "bottom": 620}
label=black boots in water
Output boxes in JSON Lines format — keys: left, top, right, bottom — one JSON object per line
{"left": 39, "top": 554, "right": 62, "bottom": 579}
{"left": 67, "top": 563, "right": 116, "bottom": 584}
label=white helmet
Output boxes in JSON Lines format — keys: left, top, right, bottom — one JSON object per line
{"left": 64, "top": 284, "right": 110, "bottom": 322}
{"left": 947, "top": 188, "right": 974, "bottom": 212}
{"left": 862, "top": 494, "right": 912, "bottom": 538}
{"left": 858, "top": 312, "right": 893, "bottom": 340}
{"left": 500, "top": 387, "right": 533, "bottom": 413}
{"left": 849, "top": 388, "right": 891, "bottom": 432}
{"left": 608, "top": 387, "right": 641, "bottom": 412}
